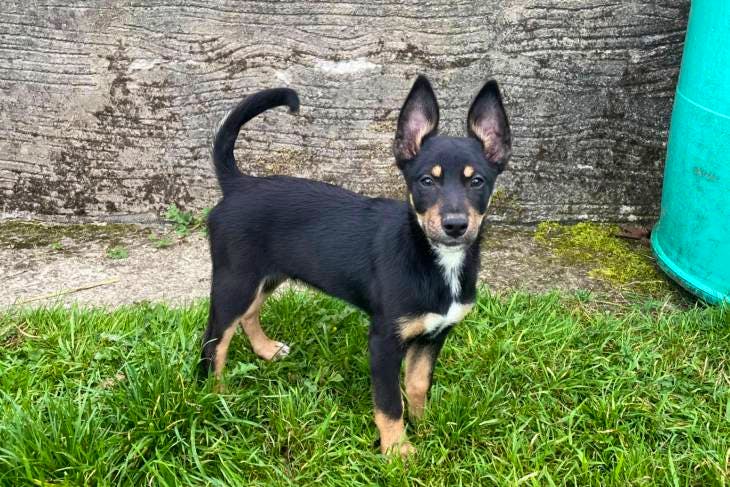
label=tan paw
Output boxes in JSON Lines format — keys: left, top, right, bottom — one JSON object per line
{"left": 408, "top": 405, "right": 425, "bottom": 421}
{"left": 272, "top": 342, "right": 290, "bottom": 359}
{"left": 255, "top": 341, "right": 290, "bottom": 361}
{"left": 397, "top": 441, "right": 416, "bottom": 459}
{"left": 382, "top": 440, "right": 416, "bottom": 459}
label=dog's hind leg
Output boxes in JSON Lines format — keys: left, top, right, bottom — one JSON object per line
{"left": 200, "top": 275, "right": 289, "bottom": 381}
{"left": 238, "top": 277, "right": 290, "bottom": 361}
{"left": 199, "top": 273, "right": 258, "bottom": 381}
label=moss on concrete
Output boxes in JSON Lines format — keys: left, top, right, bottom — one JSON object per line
{"left": 489, "top": 188, "right": 509, "bottom": 208}
{"left": 0, "top": 221, "right": 141, "bottom": 250}
{"left": 534, "top": 222, "right": 670, "bottom": 294}
{"left": 488, "top": 188, "right": 527, "bottom": 220}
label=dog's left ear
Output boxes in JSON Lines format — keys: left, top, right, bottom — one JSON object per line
{"left": 393, "top": 75, "right": 440, "bottom": 166}
{"left": 467, "top": 80, "right": 512, "bottom": 173}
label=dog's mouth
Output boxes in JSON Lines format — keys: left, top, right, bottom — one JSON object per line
{"left": 425, "top": 233, "right": 475, "bottom": 248}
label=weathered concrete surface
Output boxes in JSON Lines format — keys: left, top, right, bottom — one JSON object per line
{"left": 3, "top": 219, "right": 695, "bottom": 309}
{"left": 0, "top": 1, "right": 689, "bottom": 223}
{"left": 0, "top": 223, "right": 607, "bottom": 308}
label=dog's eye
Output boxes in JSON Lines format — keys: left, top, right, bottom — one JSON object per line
{"left": 469, "top": 176, "right": 485, "bottom": 188}
{"left": 420, "top": 176, "right": 435, "bottom": 187}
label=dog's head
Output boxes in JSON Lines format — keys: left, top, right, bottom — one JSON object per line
{"left": 394, "top": 76, "right": 511, "bottom": 248}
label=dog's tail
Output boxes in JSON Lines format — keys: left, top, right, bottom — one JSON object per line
{"left": 211, "top": 88, "right": 300, "bottom": 192}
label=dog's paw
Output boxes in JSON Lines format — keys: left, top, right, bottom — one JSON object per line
{"left": 273, "top": 342, "right": 290, "bottom": 359}
{"left": 255, "top": 340, "right": 291, "bottom": 361}
{"left": 380, "top": 438, "right": 416, "bottom": 460}
{"left": 407, "top": 406, "right": 425, "bottom": 422}
{"left": 384, "top": 441, "right": 416, "bottom": 460}
{"left": 397, "top": 441, "right": 416, "bottom": 459}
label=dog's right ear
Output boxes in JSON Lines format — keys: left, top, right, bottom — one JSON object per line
{"left": 393, "top": 75, "right": 439, "bottom": 166}
{"left": 467, "top": 80, "right": 511, "bottom": 173}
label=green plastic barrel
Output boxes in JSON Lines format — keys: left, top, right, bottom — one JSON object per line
{"left": 651, "top": 1, "right": 730, "bottom": 304}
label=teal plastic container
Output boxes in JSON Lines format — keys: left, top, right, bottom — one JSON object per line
{"left": 651, "top": 1, "right": 730, "bottom": 304}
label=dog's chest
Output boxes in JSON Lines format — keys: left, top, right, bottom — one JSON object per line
{"left": 422, "top": 302, "right": 474, "bottom": 335}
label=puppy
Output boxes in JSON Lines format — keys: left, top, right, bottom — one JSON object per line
{"left": 199, "top": 75, "right": 511, "bottom": 456}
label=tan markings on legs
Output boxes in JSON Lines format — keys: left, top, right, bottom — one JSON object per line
{"left": 405, "top": 347, "right": 433, "bottom": 419}
{"left": 397, "top": 316, "right": 427, "bottom": 341}
{"left": 463, "top": 165, "right": 475, "bottom": 178}
{"left": 431, "top": 164, "right": 442, "bottom": 178}
{"left": 213, "top": 324, "right": 238, "bottom": 381}
{"left": 239, "top": 283, "right": 290, "bottom": 361}
{"left": 374, "top": 409, "right": 415, "bottom": 457}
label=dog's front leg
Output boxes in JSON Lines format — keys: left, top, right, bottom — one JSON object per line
{"left": 368, "top": 327, "right": 414, "bottom": 457}
{"left": 405, "top": 331, "right": 448, "bottom": 420}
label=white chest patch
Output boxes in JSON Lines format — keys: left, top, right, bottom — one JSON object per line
{"left": 422, "top": 302, "right": 474, "bottom": 335}
{"left": 433, "top": 245, "right": 466, "bottom": 298}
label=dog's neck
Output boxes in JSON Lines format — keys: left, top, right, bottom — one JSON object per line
{"left": 432, "top": 244, "right": 466, "bottom": 298}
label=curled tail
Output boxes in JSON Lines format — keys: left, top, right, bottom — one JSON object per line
{"left": 212, "top": 88, "right": 300, "bottom": 193}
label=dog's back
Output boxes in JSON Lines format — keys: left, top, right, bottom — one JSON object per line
{"left": 209, "top": 173, "right": 404, "bottom": 312}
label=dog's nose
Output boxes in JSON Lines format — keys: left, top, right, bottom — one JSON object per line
{"left": 442, "top": 214, "right": 468, "bottom": 238}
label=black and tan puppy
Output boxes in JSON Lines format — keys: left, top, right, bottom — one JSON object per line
{"left": 200, "top": 75, "right": 511, "bottom": 456}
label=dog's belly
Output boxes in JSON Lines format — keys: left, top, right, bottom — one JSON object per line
{"left": 422, "top": 302, "right": 474, "bottom": 335}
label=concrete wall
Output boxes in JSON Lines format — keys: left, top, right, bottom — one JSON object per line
{"left": 0, "top": 1, "right": 689, "bottom": 223}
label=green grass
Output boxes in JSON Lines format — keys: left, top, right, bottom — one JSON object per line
{"left": 148, "top": 233, "right": 175, "bottom": 249}
{"left": 165, "top": 204, "right": 210, "bottom": 237}
{"left": 0, "top": 291, "right": 728, "bottom": 485}
{"left": 105, "top": 245, "right": 129, "bottom": 260}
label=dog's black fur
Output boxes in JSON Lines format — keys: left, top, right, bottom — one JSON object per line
{"left": 200, "top": 76, "right": 511, "bottom": 455}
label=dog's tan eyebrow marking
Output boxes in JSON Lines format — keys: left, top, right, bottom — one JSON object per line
{"left": 431, "top": 165, "right": 442, "bottom": 178}
{"left": 463, "top": 165, "right": 474, "bottom": 178}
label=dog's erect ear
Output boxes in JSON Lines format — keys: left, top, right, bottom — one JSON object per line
{"left": 467, "top": 80, "right": 511, "bottom": 173}
{"left": 393, "top": 75, "right": 439, "bottom": 165}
